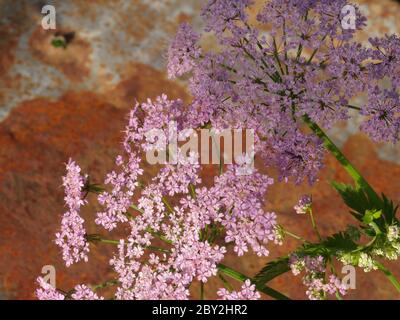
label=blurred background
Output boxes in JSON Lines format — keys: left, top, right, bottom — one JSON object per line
{"left": 0, "top": 0, "right": 399, "bottom": 300}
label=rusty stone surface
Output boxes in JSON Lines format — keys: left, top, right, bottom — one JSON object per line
{"left": 29, "top": 27, "right": 92, "bottom": 83}
{"left": 0, "top": 0, "right": 399, "bottom": 300}
{"left": 0, "top": 0, "right": 202, "bottom": 121}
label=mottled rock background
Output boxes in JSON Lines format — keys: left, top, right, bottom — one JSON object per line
{"left": 0, "top": 0, "right": 399, "bottom": 300}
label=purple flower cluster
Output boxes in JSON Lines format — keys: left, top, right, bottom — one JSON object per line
{"left": 55, "top": 159, "right": 89, "bottom": 267}
{"left": 360, "top": 87, "right": 400, "bottom": 143}
{"left": 167, "top": 23, "right": 201, "bottom": 79}
{"left": 217, "top": 280, "right": 261, "bottom": 300}
{"left": 294, "top": 195, "right": 312, "bottom": 215}
{"left": 167, "top": 0, "right": 400, "bottom": 184}
{"left": 201, "top": 0, "right": 254, "bottom": 35}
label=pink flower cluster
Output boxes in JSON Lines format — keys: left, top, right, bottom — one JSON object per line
{"left": 36, "top": 278, "right": 104, "bottom": 300}
{"left": 105, "top": 136, "right": 278, "bottom": 298}
{"left": 55, "top": 159, "right": 89, "bottom": 267}
{"left": 289, "top": 254, "right": 348, "bottom": 300}
{"left": 217, "top": 280, "right": 261, "bottom": 300}
{"left": 36, "top": 277, "right": 65, "bottom": 300}
{"left": 71, "top": 285, "right": 104, "bottom": 300}
{"left": 45, "top": 94, "right": 280, "bottom": 300}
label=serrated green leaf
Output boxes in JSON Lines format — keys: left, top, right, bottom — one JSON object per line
{"left": 381, "top": 193, "right": 398, "bottom": 225}
{"left": 345, "top": 225, "right": 361, "bottom": 241}
{"left": 332, "top": 182, "right": 372, "bottom": 220}
{"left": 253, "top": 257, "right": 290, "bottom": 285}
{"left": 322, "top": 231, "right": 358, "bottom": 252}
{"left": 332, "top": 182, "right": 398, "bottom": 230}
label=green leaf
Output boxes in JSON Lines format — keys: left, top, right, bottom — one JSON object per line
{"left": 322, "top": 230, "right": 358, "bottom": 252}
{"left": 253, "top": 257, "right": 290, "bottom": 285}
{"left": 51, "top": 38, "right": 67, "bottom": 49}
{"left": 332, "top": 182, "right": 398, "bottom": 230}
{"left": 381, "top": 193, "right": 399, "bottom": 225}
{"left": 345, "top": 225, "right": 362, "bottom": 241}
{"left": 86, "top": 184, "right": 105, "bottom": 194}
{"left": 217, "top": 264, "right": 291, "bottom": 300}
{"left": 331, "top": 182, "right": 385, "bottom": 222}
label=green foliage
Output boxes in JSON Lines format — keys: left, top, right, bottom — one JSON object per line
{"left": 332, "top": 182, "right": 398, "bottom": 229}
{"left": 321, "top": 229, "right": 359, "bottom": 252}
{"left": 363, "top": 209, "right": 382, "bottom": 224}
{"left": 51, "top": 38, "right": 67, "bottom": 49}
{"left": 381, "top": 194, "right": 399, "bottom": 225}
{"left": 254, "top": 226, "right": 361, "bottom": 286}
{"left": 253, "top": 257, "right": 290, "bottom": 285}
{"left": 332, "top": 182, "right": 376, "bottom": 221}
{"left": 84, "top": 182, "right": 105, "bottom": 194}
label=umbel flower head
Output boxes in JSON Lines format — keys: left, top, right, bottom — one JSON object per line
{"left": 41, "top": 93, "right": 281, "bottom": 300}
{"left": 168, "top": 0, "right": 399, "bottom": 185}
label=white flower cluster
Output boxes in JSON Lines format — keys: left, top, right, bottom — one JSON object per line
{"left": 338, "top": 224, "right": 400, "bottom": 272}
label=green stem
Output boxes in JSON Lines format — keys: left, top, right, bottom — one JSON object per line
{"left": 217, "top": 263, "right": 290, "bottom": 300}
{"left": 96, "top": 238, "right": 120, "bottom": 245}
{"left": 146, "top": 228, "right": 173, "bottom": 245}
{"left": 147, "top": 246, "right": 171, "bottom": 253}
{"left": 302, "top": 115, "right": 380, "bottom": 204}
{"left": 309, "top": 208, "right": 322, "bottom": 242}
{"left": 88, "top": 235, "right": 170, "bottom": 252}
{"left": 303, "top": 116, "right": 400, "bottom": 294}
{"left": 162, "top": 197, "right": 175, "bottom": 214}
{"left": 189, "top": 183, "right": 197, "bottom": 199}
{"left": 91, "top": 280, "right": 119, "bottom": 291}
{"left": 273, "top": 37, "right": 285, "bottom": 76}
{"left": 375, "top": 261, "right": 400, "bottom": 293}
{"left": 283, "top": 229, "right": 307, "bottom": 243}
{"left": 130, "top": 204, "right": 144, "bottom": 214}
{"left": 218, "top": 273, "right": 234, "bottom": 291}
